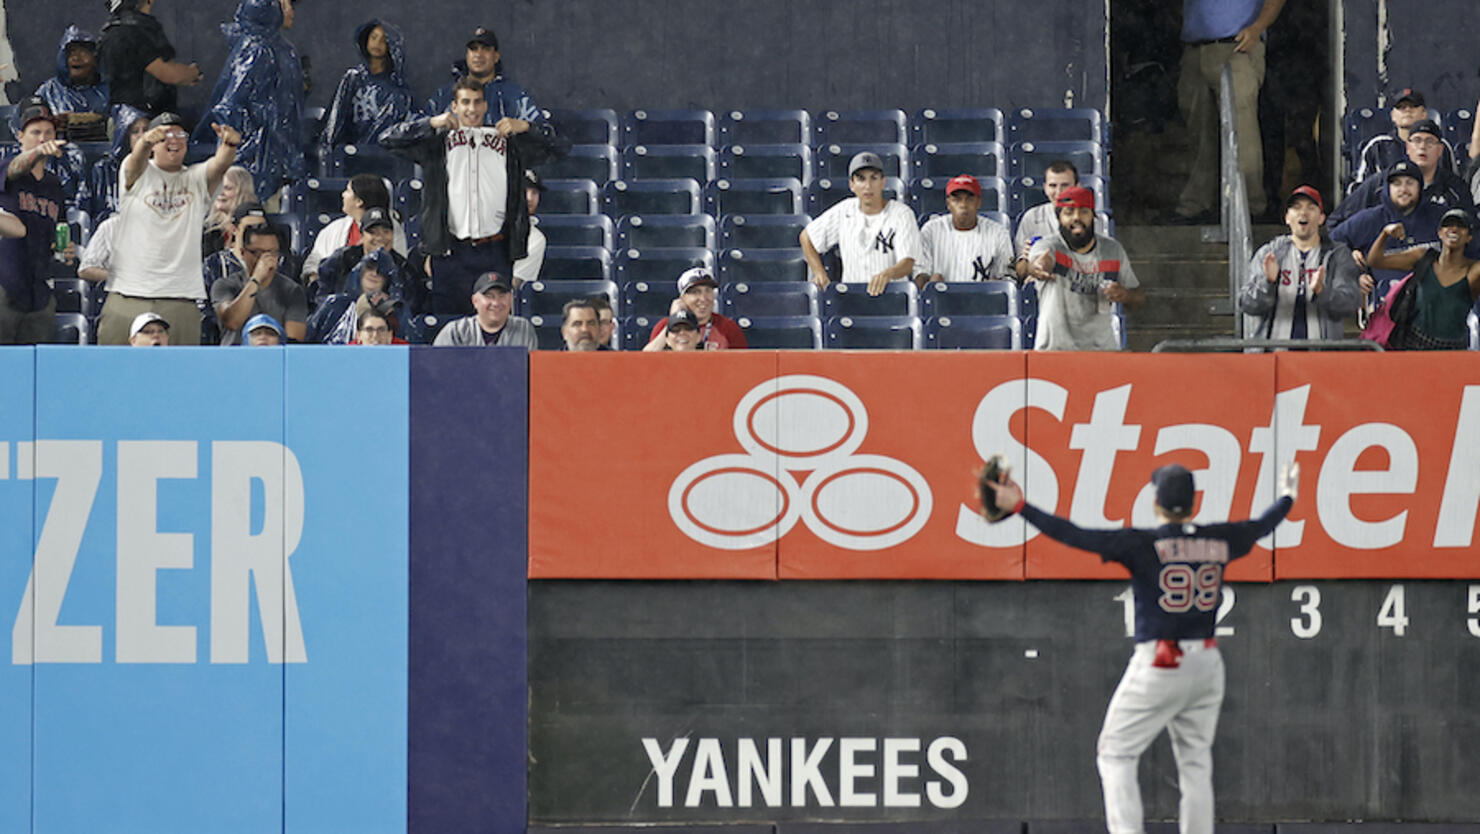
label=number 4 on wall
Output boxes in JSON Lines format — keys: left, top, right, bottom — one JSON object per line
{"left": 1377, "top": 585, "right": 1409, "bottom": 636}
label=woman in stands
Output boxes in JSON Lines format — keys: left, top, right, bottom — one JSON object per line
{"left": 1366, "top": 209, "right": 1480, "bottom": 350}
{"left": 202, "top": 165, "right": 258, "bottom": 256}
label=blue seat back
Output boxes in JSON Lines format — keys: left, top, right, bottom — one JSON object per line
{"left": 823, "top": 315, "right": 921, "bottom": 349}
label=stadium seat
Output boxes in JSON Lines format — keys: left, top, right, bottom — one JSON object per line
{"left": 815, "top": 142, "right": 909, "bottom": 181}
{"left": 1342, "top": 106, "right": 1388, "bottom": 173}
{"left": 616, "top": 215, "right": 716, "bottom": 250}
{"left": 718, "top": 109, "right": 812, "bottom": 146}
{"left": 265, "top": 212, "right": 306, "bottom": 257}
{"left": 295, "top": 176, "right": 350, "bottom": 220}
{"left": 545, "top": 107, "right": 619, "bottom": 146}
{"left": 540, "top": 179, "right": 600, "bottom": 215}
{"left": 911, "top": 141, "right": 1006, "bottom": 181}
{"left": 718, "top": 248, "right": 810, "bottom": 284}
{"left": 540, "top": 246, "right": 612, "bottom": 281}
{"left": 621, "top": 282, "right": 677, "bottom": 320}
{"left": 302, "top": 105, "right": 325, "bottom": 144}
{"left": 621, "top": 145, "right": 716, "bottom": 183}
{"left": 394, "top": 177, "right": 423, "bottom": 222}
{"left": 1010, "top": 173, "right": 1109, "bottom": 216}
{"left": 185, "top": 142, "right": 215, "bottom": 165}
{"left": 1007, "top": 107, "right": 1107, "bottom": 144}
{"left": 1019, "top": 280, "right": 1038, "bottom": 319}
{"left": 814, "top": 109, "right": 908, "bottom": 146}
{"left": 64, "top": 206, "right": 92, "bottom": 247}
{"left": 917, "top": 280, "right": 1019, "bottom": 317}
{"left": 614, "top": 247, "right": 714, "bottom": 286}
{"left": 806, "top": 177, "right": 906, "bottom": 215}
{"left": 823, "top": 315, "right": 921, "bottom": 349}
{"left": 621, "top": 109, "right": 717, "bottom": 146}
{"left": 1446, "top": 108, "right": 1473, "bottom": 164}
{"left": 923, "top": 315, "right": 1022, "bottom": 349}
{"left": 718, "top": 144, "right": 813, "bottom": 185}
{"left": 52, "top": 279, "right": 86, "bottom": 314}
{"left": 720, "top": 214, "right": 811, "bottom": 250}
{"left": 735, "top": 315, "right": 822, "bottom": 349}
{"left": 602, "top": 179, "right": 702, "bottom": 219}
{"left": 328, "top": 143, "right": 418, "bottom": 181}
{"left": 534, "top": 215, "right": 614, "bottom": 249}
{"left": 517, "top": 278, "right": 619, "bottom": 319}
{"left": 704, "top": 178, "right": 804, "bottom": 217}
{"left": 537, "top": 145, "right": 619, "bottom": 186}
{"left": 910, "top": 175, "right": 1007, "bottom": 218}
{"left": 1009, "top": 141, "right": 1105, "bottom": 180}
{"left": 721, "top": 281, "right": 818, "bottom": 318}
{"left": 911, "top": 107, "right": 1005, "bottom": 146}
{"left": 820, "top": 281, "right": 918, "bottom": 318}
{"left": 404, "top": 313, "right": 449, "bottom": 344}
{"left": 524, "top": 314, "right": 568, "bottom": 350}
{"left": 53, "top": 312, "right": 89, "bottom": 345}
{"left": 402, "top": 214, "right": 422, "bottom": 252}
{"left": 619, "top": 314, "right": 661, "bottom": 350}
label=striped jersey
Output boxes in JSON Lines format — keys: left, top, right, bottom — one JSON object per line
{"left": 805, "top": 199, "right": 922, "bottom": 283}
{"left": 917, "top": 213, "right": 1016, "bottom": 281}
{"left": 444, "top": 126, "right": 508, "bottom": 240}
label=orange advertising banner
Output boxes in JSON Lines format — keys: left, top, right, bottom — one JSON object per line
{"left": 528, "top": 351, "right": 1480, "bottom": 580}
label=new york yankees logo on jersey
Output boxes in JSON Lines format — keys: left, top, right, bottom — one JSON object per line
{"left": 874, "top": 229, "right": 896, "bottom": 254}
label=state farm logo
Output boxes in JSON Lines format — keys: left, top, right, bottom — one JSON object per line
{"left": 668, "top": 375, "right": 932, "bottom": 550}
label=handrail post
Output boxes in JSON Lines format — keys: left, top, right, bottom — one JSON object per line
{"left": 1218, "top": 62, "right": 1252, "bottom": 339}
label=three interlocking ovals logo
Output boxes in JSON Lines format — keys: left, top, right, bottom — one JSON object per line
{"left": 669, "top": 375, "right": 932, "bottom": 550}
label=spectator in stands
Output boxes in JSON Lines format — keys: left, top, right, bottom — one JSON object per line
{"left": 1239, "top": 186, "right": 1361, "bottom": 343}
{"left": 383, "top": 76, "right": 564, "bottom": 316}
{"left": 1329, "top": 120, "right": 1474, "bottom": 228}
{"left": 78, "top": 213, "right": 120, "bottom": 285}
{"left": 203, "top": 202, "right": 273, "bottom": 339}
{"left": 1352, "top": 88, "right": 1455, "bottom": 189}
{"left": 916, "top": 174, "right": 1015, "bottom": 286}
{"left": 1173, "top": 0, "right": 1285, "bottom": 223}
{"left": 353, "top": 309, "right": 397, "bottom": 345}
{"left": 243, "top": 312, "right": 285, "bottom": 345}
{"left": 426, "top": 27, "right": 546, "bottom": 128}
{"left": 800, "top": 151, "right": 921, "bottom": 295}
{"left": 1365, "top": 210, "right": 1480, "bottom": 350}
{"left": 590, "top": 294, "right": 616, "bottom": 348}
{"left": 301, "top": 174, "right": 407, "bottom": 285}
{"left": 211, "top": 218, "right": 306, "bottom": 345}
{"left": 307, "top": 248, "right": 409, "bottom": 344}
{"left": 560, "top": 299, "right": 610, "bottom": 351}
{"left": 202, "top": 166, "right": 258, "bottom": 258}
{"left": 127, "top": 311, "right": 169, "bottom": 346}
{"left": 98, "top": 0, "right": 203, "bottom": 114}
{"left": 646, "top": 266, "right": 746, "bottom": 350}
{"left": 1014, "top": 160, "right": 1107, "bottom": 275}
{"left": 7, "top": 97, "right": 89, "bottom": 213}
{"left": 1330, "top": 161, "right": 1446, "bottom": 300}
{"left": 0, "top": 101, "right": 76, "bottom": 345}
{"left": 512, "top": 169, "right": 547, "bottom": 287}
{"left": 313, "top": 206, "right": 421, "bottom": 307}
{"left": 1025, "top": 186, "right": 1144, "bottom": 350}
{"left": 88, "top": 108, "right": 150, "bottom": 220}
{"left": 323, "top": 20, "right": 415, "bottom": 148}
{"left": 97, "top": 112, "right": 240, "bottom": 346}
{"left": 193, "top": 0, "right": 305, "bottom": 205}
{"left": 432, "top": 271, "right": 537, "bottom": 347}
{"left": 643, "top": 307, "right": 702, "bottom": 352}
{"left": 33, "top": 27, "right": 110, "bottom": 142}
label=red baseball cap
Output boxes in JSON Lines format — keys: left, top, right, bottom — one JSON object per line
{"left": 945, "top": 174, "right": 980, "bottom": 197}
{"left": 1055, "top": 186, "right": 1095, "bottom": 210}
{"left": 1286, "top": 185, "right": 1323, "bottom": 213}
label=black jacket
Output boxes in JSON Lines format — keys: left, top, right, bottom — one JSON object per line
{"left": 1328, "top": 162, "right": 1475, "bottom": 229}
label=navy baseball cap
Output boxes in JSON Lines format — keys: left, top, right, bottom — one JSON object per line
{"left": 232, "top": 201, "right": 267, "bottom": 224}
{"left": 1386, "top": 160, "right": 1422, "bottom": 183}
{"left": 147, "top": 112, "right": 186, "bottom": 131}
{"left": 472, "top": 271, "right": 511, "bottom": 294}
{"left": 359, "top": 206, "right": 393, "bottom": 233}
{"left": 17, "top": 96, "right": 55, "bottom": 130}
{"left": 467, "top": 27, "right": 499, "bottom": 49}
{"left": 1152, "top": 464, "right": 1196, "bottom": 516}
{"left": 667, "top": 308, "right": 700, "bottom": 330}
{"left": 1408, "top": 119, "right": 1442, "bottom": 139}
{"left": 1440, "top": 208, "right": 1473, "bottom": 230}
{"left": 1389, "top": 87, "right": 1425, "bottom": 107}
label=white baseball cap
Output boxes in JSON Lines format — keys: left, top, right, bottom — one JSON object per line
{"left": 129, "top": 312, "right": 170, "bottom": 338}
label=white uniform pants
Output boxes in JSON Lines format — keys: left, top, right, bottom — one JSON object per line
{"left": 1096, "top": 640, "right": 1225, "bottom": 834}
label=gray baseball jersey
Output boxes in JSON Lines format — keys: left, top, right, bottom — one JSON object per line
{"left": 918, "top": 214, "right": 1016, "bottom": 281}
{"left": 805, "top": 199, "right": 922, "bottom": 283}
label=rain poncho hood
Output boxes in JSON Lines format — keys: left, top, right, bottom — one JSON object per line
{"left": 323, "top": 19, "right": 415, "bottom": 146}
{"left": 309, "top": 248, "right": 407, "bottom": 343}
{"left": 193, "top": 0, "right": 305, "bottom": 200}
{"left": 35, "top": 25, "right": 109, "bottom": 116}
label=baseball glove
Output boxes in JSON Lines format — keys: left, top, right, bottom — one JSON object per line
{"left": 977, "top": 454, "right": 1014, "bottom": 522}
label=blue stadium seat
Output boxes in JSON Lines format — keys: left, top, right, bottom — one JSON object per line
{"left": 805, "top": 177, "right": 906, "bottom": 215}
{"left": 1009, "top": 141, "right": 1105, "bottom": 180}
{"left": 1019, "top": 280, "right": 1038, "bottom": 319}
{"left": 534, "top": 215, "right": 614, "bottom": 249}
{"left": 65, "top": 206, "right": 92, "bottom": 247}
{"left": 51, "top": 279, "right": 85, "bottom": 314}
{"left": 621, "top": 144, "right": 716, "bottom": 183}
{"left": 1007, "top": 107, "right": 1107, "bottom": 144}
{"left": 924, "top": 315, "right": 1022, "bottom": 349}
{"left": 619, "top": 314, "right": 661, "bottom": 350}
{"left": 614, "top": 247, "right": 714, "bottom": 287}
{"left": 523, "top": 314, "right": 569, "bottom": 350}
{"left": 823, "top": 315, "right": 921, "bottom": 349}
{"left": 537, "top": 145, "right": 619, "bottom": 186}
{"left": 1022, "top": 314, "right": 1036, "bottom": 349}
{"left": 720, "top": 214, "right": 811, "bottom": 250}
{"left": 621, "top": 109, "right": 716, "bottom": 146}
{"left": 602, "top": 178, "right": 702, "bottom": 218}
{"left": 704, "top": 178, "right": 804, "bottom": 217}
{"left": 814, "top": 109, "right": 908, "bottom": 146}
{"left": 719, "top": 109, "right": 812, "bottom": 146}
{"left": 540, "top": 179, "right": 600, "bottom": 215}
{"left": 909, "top": 175, "right": 1007, "bottom": 218}
{"left": 294, "top": 176, "right": 350, "bottom": 220}
{"left": 911, "top": 107, "right": 1005, "bottom": 146}
{"left": 402, "top": 214, "right": 422, "bottom": 252}
{"left": 1446, "top": 107, "right": 1474, "bottom": 164}
{"left": 394, "top": 177, "right": 423, "bottom": 222}
{"left": 820, "top": 281, "right": 918, "bottom": 318}
{"left": 545, "top": 107, "right": 619, "bottom": 146}
{"left": 721, "top": 281, "right": 818, "bottom": 318}
{"left": 621, "top": 282, "right": 677, "bottom": 320}
{"left": 735, "top": 315, "right": 821, "bottom": 349}
{"left": 815, "top": 142, "right": 909, "bottom": 181}
{"left": 302, "top": 105, "right": 325, "bottom": 144}
{"left": 616, "top": 215, "right": 715, "bottom": 250}
{"left": 517, "top": 278, "right": 619, "bottom": 318}
{"left": 185, "top": 142, "right": 215, "bottom": 165}
{"left": 540, "top": 246, "right": 612, "bottom": 281}
{"left": 918, "top": 280, "right": 1019, "bottom": 317}
{"left": 718, "top": 248, "right": 810, "bottom": 284}
{"left": 404, "top": 313, "right": 450, "bottom": 344}
{"left": 911, "top": 142, "right": 1006, "bottom": 181}
{"left": 327, "top": 143, "right": 418, "bottom": 181}
{"left": 1342, "top": 105, "right": 1388, "bottom": 172}
{"left": 1010, "top": 173, "right": 1109, "bottom": 216}
{"left": 53, "top": 312, "right": 89, "bottom": 345}
{"left": 265, "top": 212, "right": 306, "bottom": 257}
{"left": 718, "top": 144, "right": 813, "bottom": 185}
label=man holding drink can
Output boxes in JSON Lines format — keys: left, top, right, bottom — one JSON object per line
{"left": 0, "top": 97, "right": 73, "bottom": 344}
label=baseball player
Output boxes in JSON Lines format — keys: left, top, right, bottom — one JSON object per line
{"left": 915, "top": 174, "right": 1016, "bottom": 286}
{"left": 800, "top": 151, "right": 922, "bottom": 295}
{"left": 982, "top": 460, "right": 1298, "bottom": 834}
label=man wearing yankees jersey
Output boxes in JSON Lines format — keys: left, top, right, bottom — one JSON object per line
{"left": 381, "top": 75, "right": 564, "bottom": 315}
{"left": 1238, "top": 185, "right": 1361, "bottom": 343}
{"left": 800, "top": 151, "right": 921, "bottom": 295}
{"left": 1026, "top": 186, "right": 1144, "bottom": 350}
{"left": 915, "top": 174, "right": 1015, "bottom": 286}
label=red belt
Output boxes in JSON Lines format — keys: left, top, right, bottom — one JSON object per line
{"left": 1152, "top": 637, "right": 1217, "bottom": 669}
{"left": 458, "top": 233, "right": 505, "bottom": 246}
